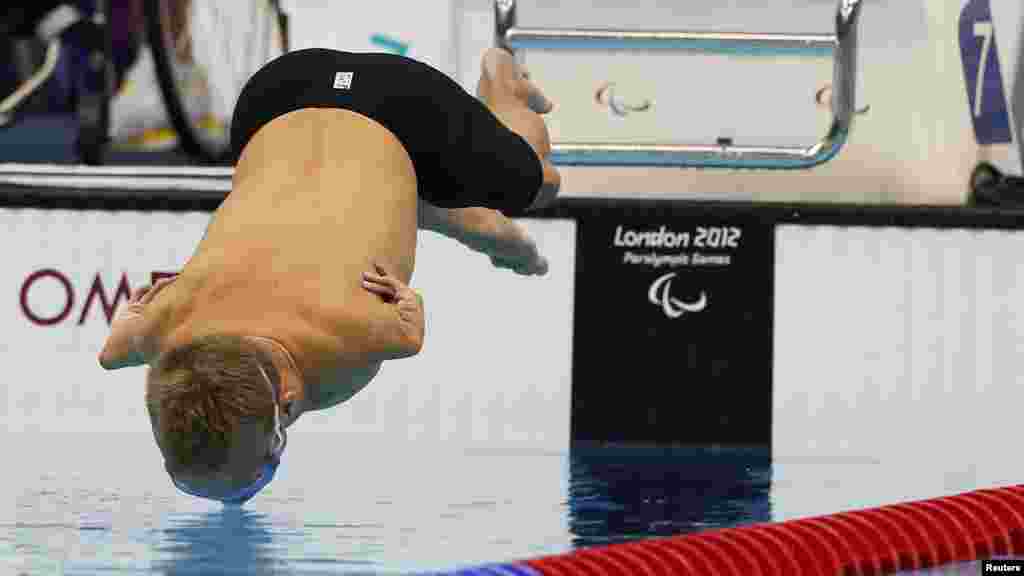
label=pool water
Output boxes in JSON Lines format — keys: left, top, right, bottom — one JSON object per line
{"left": 3, "top": 433, "right": 1017, "bottom": 575}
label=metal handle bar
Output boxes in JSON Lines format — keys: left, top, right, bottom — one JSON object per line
{"left": 0, "top": 40, "right": 62, "bottom": 127}
{"left": 494, "top": 0, "right": 864, "bottom": 169}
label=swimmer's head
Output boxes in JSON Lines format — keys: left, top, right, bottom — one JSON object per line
{"left": 145, "top": 334, "right": 286, "bottom": 504}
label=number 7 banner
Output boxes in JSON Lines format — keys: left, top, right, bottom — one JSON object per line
{"left": 960, "top": 0, "right": 1014, "bottom": 145}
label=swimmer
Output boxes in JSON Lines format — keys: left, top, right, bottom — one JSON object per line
{"left": 98, "top": 48, "right": 560, "bottom": 504}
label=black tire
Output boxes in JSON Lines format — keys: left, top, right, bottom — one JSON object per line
{"left": 142, "top": 0, "right": 287, "bottom": 165}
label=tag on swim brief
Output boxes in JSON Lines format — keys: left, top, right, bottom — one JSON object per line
{"left": 333, "top": 72, "right": 354, "bottom": 90}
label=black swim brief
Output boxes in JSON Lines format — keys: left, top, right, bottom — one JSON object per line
{"left": 230, "top": 48, "right": 544, "bottom": 215}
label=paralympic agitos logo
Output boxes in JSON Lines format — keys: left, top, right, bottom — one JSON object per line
{"left": 595, "top": 82, "right": 653, "bottom": 117}
{"left": 19, "top": 269, "right": 178, "bottom": 326}
{"left": 648, "top": 272, "right": 707, "bottom": 319}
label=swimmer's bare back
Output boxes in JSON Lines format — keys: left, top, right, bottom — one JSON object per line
{"left": 168, "top": 109, "right": 422, "bottom": 406}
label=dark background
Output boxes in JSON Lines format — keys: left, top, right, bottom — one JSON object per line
{"left": 570, "top": 213, "right": 775, "bottom": 446}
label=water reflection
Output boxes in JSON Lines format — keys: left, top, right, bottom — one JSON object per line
{"left": 153, "top": 507, "right": 282, "bottom": 576}
{"left": 566, "top": 444, "right": 772, "bottom": 548}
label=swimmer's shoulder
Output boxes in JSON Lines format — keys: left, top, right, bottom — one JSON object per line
{"left": 305, "top": 361, "right": 382, "bottom": 411}
{"left": 292, "top": 303, "right": 394, "bottom": 410}
{"left": 303, "top": 300, "right": 368, "bottom": 353}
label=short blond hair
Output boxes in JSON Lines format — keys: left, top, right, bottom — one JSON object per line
{"left": 146, "top": 334, "right": 277, "bottom": 473}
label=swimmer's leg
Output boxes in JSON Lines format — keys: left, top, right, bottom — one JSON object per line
{"left": 402, "top": 51, "right": 559, "bottom": 216}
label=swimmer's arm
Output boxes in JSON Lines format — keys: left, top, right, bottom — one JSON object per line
{"left": 98, "top": 303, "right": 151, "bottom": 370}
{"left": 98, "top": 284, "right": 163, "bottom": 369}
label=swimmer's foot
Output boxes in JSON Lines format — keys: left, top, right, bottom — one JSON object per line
{"left": 490, "top": 252, "right": 548, "bottom": 276}
{"left": 487, "top": 230, "right": 548, "bottom": 276}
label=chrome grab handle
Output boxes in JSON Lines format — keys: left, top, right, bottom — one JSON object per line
{"left": 494, "top": 0, "right": 865, "bottom": 169}
{"left": 0, "top": 40, "right": 62, "bottom": 127}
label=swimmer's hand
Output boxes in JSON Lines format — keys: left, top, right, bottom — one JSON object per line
{"left": 477, "top": 48, "right": 561, "bottom": 210}
{"left": 361, "top": 262, "right": 425, "bottom": 359}
{"left": 98, "top": 286, "right": 151, "bottom": 370}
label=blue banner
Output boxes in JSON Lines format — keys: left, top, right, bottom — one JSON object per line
{"left": 960, "top": 0, "right": 1013, "bottom": 145}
